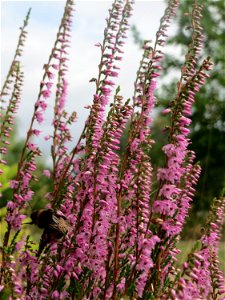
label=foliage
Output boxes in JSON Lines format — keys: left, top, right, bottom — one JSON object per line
{"left": 0, "top": 164, "right": 17, "bottom": 196}
{"left": 0, "top": 0, "right": 225, "bottom": 299}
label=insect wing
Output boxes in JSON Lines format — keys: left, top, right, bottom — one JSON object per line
{"left": 51, "top": 215, "right": 69, "bottom": 234}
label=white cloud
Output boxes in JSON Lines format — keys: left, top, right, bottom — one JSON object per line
{"left": 1, "top": 0, "right": 176, "bottom": 160}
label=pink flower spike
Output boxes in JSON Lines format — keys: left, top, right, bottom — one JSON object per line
{"left": 35, "top": 111, "right": 44, "bottom": 124}
{"left": 52, "top": 64, "right": 59, "bottom": 70}
{"left": 32, "top": 129, "right": 42, "bottom": 136}
{"left": 42, "top": 89, "right": 52, "bottom": 99}
{"left": 10, "top": 180, "right": 19, "bottom": 189}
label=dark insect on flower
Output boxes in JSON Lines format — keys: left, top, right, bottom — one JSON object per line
{"left": 28, "top": 209, "right": 69, "bottom": 256}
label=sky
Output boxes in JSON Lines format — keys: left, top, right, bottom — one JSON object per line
{"left": 1, "top": 0, "right": 177, "bottom": 164}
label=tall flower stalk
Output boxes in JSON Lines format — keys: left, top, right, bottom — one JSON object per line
{"left": 0, "top": 0, "right": 75, "bottom": 292}
{"left": 169, "top": 195, "right": 225, "bottom": 299}
{"left": 0, "top": 8, "right": 30, "bottom": 176}
{"left": 138, "top": 2, "right": 215, "bottom": 298}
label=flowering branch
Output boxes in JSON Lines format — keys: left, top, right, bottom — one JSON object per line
{"left": 170, "top": 196, "right": 225, "bottom": 299}
{"left": 51, "top": 0, "right": 134, "bottom": 209}
{"left": 0, "top": 0, "right": 75, "bottom": 291}
{"left": 0, "top": 8, "right": 30, "bottom": 101}
{"left": 0, "top": 0, "right": 223, "bottom": 299}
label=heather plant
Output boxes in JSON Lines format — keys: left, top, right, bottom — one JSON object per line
{"left": 0, "top": 0, "right": 224, "bottom": 299}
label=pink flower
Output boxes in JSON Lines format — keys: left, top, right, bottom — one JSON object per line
{"left": 162, "top": 108, "right": 171, "bottom": 115}
{"left": 6, "top": 211, "right": 26, "bottom": 230}
{"left": 36, "top": 100, "right": 47, "bottom": 110}
{"left": 52, "top": 64, "right": 59, "bottom": 70}
{"left": 153, "top": 199, "right": 177, "bottom": 216}
{"left": 0, "top": 159, "right": 7, "bottom": 165}
{"left": 104, "top": 79, "right": 115, "bottom": 86}
{"left": 110, "top": 71, "right": 118, "bottom": 77}
{"left": 159, "top": 184, "right": 181, "bottom": 198}
{"left": 6, "top": 201, "right": 16, "bottom": 210}
{"left": 32, "top": 129, "right": 41, "bottom": 136}
{"left": 162, "top": 219, "right": 181, "bottom": 237}
{"left": 136, "top": 255, "right": 153, "bottom": 271}
{"left": 135, "top": 273, "right": 148, "bottom": 298}
{"left": 10, "top": 180, "right": 19, "bottom": 189}
{"left": 22, "top": 173, "right": 32, "bottom": 188}
{"left": 162, "top": 144, "right": 176, "bottom": 157}
{"left": 42, "top": 89, "right": 51, "bottom": 98}
{"left": 44, "top": 135, "right": 51, "bottom": 141}
{"left": 27, "top": 143, "right": 37, "bottom": 151}
{"left": 47, "top": 71, "right": 55, "bottom": 79}
{"left": 52, "top": 291, "right": 59, "bottom": 298}
{"left": 46, "top": 82, "right": 53, "bottom": 89}
{"left": 43, "top": 170, "right": 51, "bottom": 178}
{"left": 179, "top": 115, "right": 191, "bottom": 126}
{"left": 92, "top": 287, "right": 101, "bottom": 298}
{"left": 117, "top": 277, "right": 126, "bottom": 292}
{"left": 35, "top": 111, "right": 44, "bottom": 124}
{"left": 24, "top": 190, "right": 34, "bottom": 201}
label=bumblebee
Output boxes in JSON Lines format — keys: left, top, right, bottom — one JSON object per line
{"left": 29, "top": 209, "right": 69, "bottom": 256}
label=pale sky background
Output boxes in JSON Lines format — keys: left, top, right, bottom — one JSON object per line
{"left": 1, "top": 0, "right": 178, "bottom": 164}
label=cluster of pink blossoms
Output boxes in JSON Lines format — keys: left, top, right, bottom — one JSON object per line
{"left": 1, "top": 0, "right": 224, "bottom": 299}
{"left": 169, "top": 196, "right": 225, "bottom": 300}
{"left": 4, "top": 1, "right": 74, "bottom": 233}
{"left": 146, "top": 3, "right": 216, "bottom": 294}
{"left": 85, "top": 0, "right": 134, "bottom": 155}
{"left": 0, "top": 0, "right": 75, "bottom": 297}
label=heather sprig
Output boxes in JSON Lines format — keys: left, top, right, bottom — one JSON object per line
{"left": 170, "top": 196, "right": 225, "bottom": 299}
{"left": 181, "top": 1, "right": 204, "bottom": 81}
{"left": 14, "top": 0, "right": 75, "bottom": 174}
{"left": 0, "top": 0, "right": 75, "bottom": 291}
{"left": 83, "top": 0, "right": 134, "bottom": 156}
{"left": 50, "top": 0, "right": 75, "bottom": 195}
{"left": 0, "top": 9, "right": 30, "bottom": 175}
{"left": 84, "top": 0, "right": 134, "bottom": 153}
{"left": 50, "top": 0, "right": 134, "bottom": 210}
{"left": 0, "top": 8, "right": 30, "bottom": 102}
{"left": 143, "top": 1, "right": 213, "bottom": 297}
{"left": 110, "top": 1, "right": 180, "bottom": 297}
{"left": 72, "top": 92, "right": 133, "bottom": 299}
{"left": 0, "top": 64, "right": 23, "bottom": 164}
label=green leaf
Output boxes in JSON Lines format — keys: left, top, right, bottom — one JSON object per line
{"left": 0, "top": 163, "right": 17, "bottom": 193}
